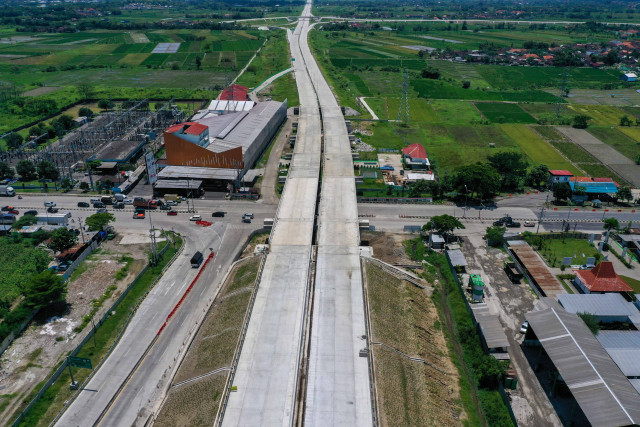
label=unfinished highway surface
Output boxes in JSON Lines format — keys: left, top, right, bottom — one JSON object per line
{"left": 220, "top": 1, "right": 321, "bottom": 424}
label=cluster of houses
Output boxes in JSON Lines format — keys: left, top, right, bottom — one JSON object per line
{"left": 548, "top": 169, "right": 620, "bottom": 201}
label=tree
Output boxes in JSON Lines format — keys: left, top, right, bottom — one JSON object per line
{"left": 578, "top": 312, "right": 600, "bottom": 335}
{"left": 423, "top": 214, "right": 465, "bottom": 241}
{"left": 61, "top": 177, "right": 73, "bottom": 190}
{"left": 618, "top": 186, "right": 633, "bottom": 203}
{"left": 77, "top": 82, "right": 94, "bottom": 100}
{"left": 22, "top": 270, "right": 67, "bottom": 309}
{"left": 421, "top": 67, "right": 440, "bottom": 79}
{"left": 453, "top": 162, "right": 501, "bottom": 201}
{"left": 98, "top": 99, "right": 114, "bottom": 110}
{"left": 485, "top": 226, "right": 506, "bottom": 246}
{"left": 195, "top": 55, "right": 202, "bottom": 70}
{"left": 79, "top": 181, "right": 90, "bottom": 192}
{"left": 476, "top": 355, "right": 504, "bottom": 389}
{"left": 0, "top": 161, "right": 13, "bottom": 179}
{"left": 86, "top": 159, "right": 102, "bottom": 170}
{"left": 37, "top": 161, "right": 59, "bottom": 181}
{"left": 572, "top": 114, "right": 590, "bottom": 129}
{"left": 526, "top": 164, "right": 549, "bottom": 187}
{"left": 462, "top": 80, "right": 471, "bottom": 89}
{"left": 408, "top": 180, "right": 430, "bottom": 198}
{"left": 552, "top": 182, "right": 572, "bottom": 201}
{"left": 620, "top": 115, "right": 633, "bottom": 126}
{"left": 488, "top": 151, "right": 528, "bottom": 190}
{"left": 4, "top": 132, "right": 23, "bottom": 149}
{"left": 603, "top": 217, "right": 619, "bottom": 232}
{"left": 85, "top": 212, "right": 116, "bottom": 231}
{"left": 78, "top": 107, "right": 94, "bottom": 117}
{"left": 12, "top": 213, "right": 37, "bottom": 230}
{"left": 16, "top": 160, "right": 37, "bottom": 181}
{"left": 48, "top": 228, "right": 78, "bottom": 253}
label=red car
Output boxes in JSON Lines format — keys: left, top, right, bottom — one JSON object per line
{"left": 133, "top": 212, "right": 145, "bottom": 219}
{"left": 8, "top": 209, "right": 18, "bottom": 215}
{"left": 167, "top": 210, "right": 178, "bottom": 216}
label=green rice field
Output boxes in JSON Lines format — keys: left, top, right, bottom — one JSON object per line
{"left": 474, "top": 102, "right": 537, "bottom": 123}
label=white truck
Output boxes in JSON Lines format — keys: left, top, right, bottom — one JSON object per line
{"left": 0, "top": 185, "right": 15, "bottom": 197}
{"left": 36, "top": 212, "right": 71, "bottom": 225}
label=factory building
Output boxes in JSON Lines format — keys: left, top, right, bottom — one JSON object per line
{"left": 156, "top": 99, "right": 287, "bottom": 192}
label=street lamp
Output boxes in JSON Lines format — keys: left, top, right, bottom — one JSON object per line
{"left": 463, "top": 184, "right": 468, "bottom": 219}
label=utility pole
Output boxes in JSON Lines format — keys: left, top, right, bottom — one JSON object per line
{"left": 77, "top": 217, "right": 86, "bottom": 244}
{"left": 149, "top": 214, "right": 157, "bottom": 265}
{"left": 463, "top": 184, "right": 468, "bottom": 219}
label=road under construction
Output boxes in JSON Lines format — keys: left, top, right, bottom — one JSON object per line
{"left": 220, "top": 1, "right": 374, "bottom": 425}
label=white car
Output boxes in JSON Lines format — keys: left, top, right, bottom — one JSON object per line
{"left": 520, "top": 321, "right": 529, "bottom": 334}
{"left": 189, "top": 215, "right": 202, "bottom": 221}
{"left": 44, "top": 201, "right": 56, "bottom": 207}
{"left": 242, "top": 213, "right": 254, "bottom": 219}
{"left": 123, "top": 199, "right": 133, "bottom": 205}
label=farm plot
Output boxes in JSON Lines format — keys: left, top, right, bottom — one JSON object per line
{"left": 556, "top": 126, "right": 640, "bottom": 186}
{"left": 154, "top": 257, "right": 261, "bottom": 427}
{"left": 568, "top": 105, "right": 627, "bottom": 126}
{"left": 411, "top": 79, "right": 559, "bottom": 102}
{"left": 364, "top": 261, "right": 463, "bottom": 427}
{"left": 532, "top": 126, "right": 600, "bottom": 164}
{"left": 373, "top": 97, "right": 440, "bottom": 122}
{"left": 141, "top": 53, "right": 170, "bottom": 66}
{"left": 560, "top": 88, "right": 640, "bottom": 106}
{"left": 500, "top": 124, "right": 580, "bottom": 173}
{"left": 430, "top": 99, "right": 483, "bottom": 124}
{"left": 118, "top": 53, "right": 150, "bottom": 66}
{"left": 587, "top": 126, "right": 640, "bottom": 161}
{"left": 477, "top": 66, "right": 619, "bottom": 90}
{"left": 474, "top": 102, "right": 537, "bottom": 123}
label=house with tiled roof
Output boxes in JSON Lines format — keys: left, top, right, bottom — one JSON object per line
{"left": 402, "top": 143, "right": 430, "bottom": 170}
{"left": 573, "top": 261, "right": 633, "bottom": 294}
{"left": 548, "top": 169, "right": 573, "bottom": 184}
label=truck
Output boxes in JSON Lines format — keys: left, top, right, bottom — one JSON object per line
{"left": 190, "top": 251, "right": 204, "bottom": 268}
{"left": 0, "top": 186, "right": 15, "bottom": 197}
{"left": 0, "top": 214, "right": 16, "bottom": 225}
{"left": 504, "top": 261, "right": 523, "bottom": 283}
{"left": 114, "top": 193, "right": 125, "bottom": 202}
{"left": 36, "top": 213, "right": 71, "bottom": 226}
{"left": 133, "top": 197, "right": 157, "bottom": 210}
{"left": 164, "top": 194, "right": 180, "bottom": 202}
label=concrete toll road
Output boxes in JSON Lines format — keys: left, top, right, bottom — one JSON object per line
{"left": 221, "top": 1, "right": 322, "bottom": 424}
{"left": 298, "top": 4, "right": 373, "bottom": 426}
{"left": 53, "top": 212, "right": 259, "bottom": 426}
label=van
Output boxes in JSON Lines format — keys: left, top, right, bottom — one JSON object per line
{"left": 90, "top": 198, "right": 101, "bottom": 204}
{"left": 191, "top": 251, "right": 204, "bottom": 268}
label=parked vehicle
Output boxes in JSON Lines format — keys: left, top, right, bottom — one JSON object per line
{"left": 0, "top": 186, "right": 15, "bottom": 197}
{"left": 47, "top": 207, "right": 59, "bottom": 213}
{"left": 212, "top": 211, "right": 225, "bottom": 217}
{"left": 520, "top": 321, "right": 529, "bottom": 334}
{"left": 0, "top": 214, "right": 16, "bottom": 225}
{"left": 190, "top": 251, "right": 204, "bottom": 268}
{"left": 190, "top": 215, "right": 202, "bottom": 221}
{"left": 504, "top": 261, "right": 523, "bottom": 283}
{"left": 24, "top": 210, "right": 38, "bottom": 216}
{"left": 77, "top": 202, "right": 90, "bottom": 208}
{"left": 159, "top": 205, "right": 171, "bottom": 211}
{"left": 167, "top": 210, "right": 178, "bottom": 216}
{"left": 44, "top": 201, "right": 56, "bottom": 207}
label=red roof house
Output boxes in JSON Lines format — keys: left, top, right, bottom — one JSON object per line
{"left": 549, "top": 170, "right": 573, "bottom": 184}
{"left": 219, "top": 84, "right": 248, "bottom": 101}
{"left": 165, "top": 122, "right": 209, "bottom": 146}
{"left": 402, "top": 143, "right": 428, "bottom": 159}
{"left": 573, "top": 262, "right": 633, "bottom": 293}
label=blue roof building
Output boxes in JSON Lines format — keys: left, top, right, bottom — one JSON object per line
{"left": 569, "top": 180, "right": 618, "bottom": 194}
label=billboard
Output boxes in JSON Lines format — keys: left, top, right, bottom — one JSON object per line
{"left": 145, "top": 151, "right": 158, "bottom": 185}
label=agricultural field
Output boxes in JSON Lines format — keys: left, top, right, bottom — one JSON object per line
{"left": 587, "top": 127, "right": 640, "bottom": 162}
{"left": 476, "top": 66, "right": 620, "bottom": 91}
{"left": 567, "top": 105, "right": 628, "bottom": 126}
{"left": 474, "top": 102, "right": 537, "bottom": 123}
{"left": 499, "top": 124, "right": 581, "bottom": 173}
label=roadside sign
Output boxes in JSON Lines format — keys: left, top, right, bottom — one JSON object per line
{"left": 68, "top": 356, "right": 92, "bottom": 369}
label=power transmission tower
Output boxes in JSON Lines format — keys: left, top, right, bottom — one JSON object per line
{"left": 396, "top": 68, "right": 410, "bottom": 124}
{"left": 556, "top": 68, "right": 570, "bottom": 119}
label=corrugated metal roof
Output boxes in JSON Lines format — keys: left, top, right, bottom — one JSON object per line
{"left": 157, "top": 166, "right": 238, "bottom": 181}
{"left": 471, "top": 304, "right": 509, "bottom": 349}
{"left": 606, "top": 349, "right": 640, "bottom": 376}
{"left": 446, "top": 249, "right": 467, "bottom": 267}
{"left": 153, "top": 179, "right": 203, "bottom": 189}
{"left": 207, "top": 100, "right": 255, "bottom": 112}
{"left": 526, "top": 299, "right": 640, "bottom": 427}
{"left": 509, "top": 241, "right": 564, "bottom": 297}
{"left": 630, "top": 379, "right": 640, "bottom": 394}
{"left": 570, "top": 180, "right": 618, "bottom": 194}
{"left": 558, "top": 293, "right": 639, "bottom": 317}
{"left": 598, "top": 331, "right": 640, "bottom": 349}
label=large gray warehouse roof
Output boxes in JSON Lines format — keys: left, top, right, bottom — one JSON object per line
{"left": 558, "top": 293, "right": 640, "bottom": 321}
{"left": 471, "top": 304, "right": 509, "bottom": 349}
{"left": 526, "top": 299, "right": 640, "bottom": 427}
{"left": 198, "top": 100, "right": 285, "bottom": 154}
{"left": 597, "top": 331, "right": 640, "bottom": 377}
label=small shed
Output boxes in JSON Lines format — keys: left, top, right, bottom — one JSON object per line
{"left": 621, "top": 72, "right": 637, "bottom": 82}
{"left": 429, "top": 233, "right": 445, "bottom": 249}
{"left": 446, "top": 249, "right": 468, "bottom": 272}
